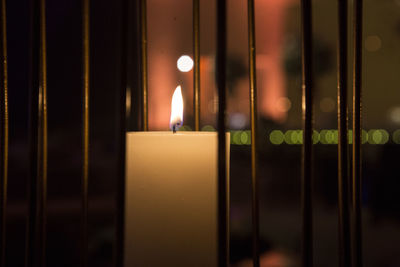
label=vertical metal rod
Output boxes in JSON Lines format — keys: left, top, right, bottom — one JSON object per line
{"left": 0, "top": 0, "right": 8, "bottom": 265}
{"left": 337, "top": 1, "right": 351, "bottom": 266}
{"left": 352, "top": 0, "right": 363, "bottom": 266}
{"left": 82, "top": 0, "right": 90, "bottom": 266}
{"left": 300, "top": 0, "right": 313, "bottom": 266}
{"left": 140, "top": 0, "right": 148, "bottom": 131}
{"left": 247, "top": 0, "right": 259, "bottom": 266}
{"left": 193, "top": 0, "right": 200, "bottom": 131}
{"left": 216, "top": 0, "right": 228, "bottom": 266}
{"left": 115, "top": 0, "right": 128, "bottom": 265}
{"left": 27, "top": 0, "right": 47, "bottom": 266}
{"left": 39, "top": 0, "right": 48, "bottom": 264}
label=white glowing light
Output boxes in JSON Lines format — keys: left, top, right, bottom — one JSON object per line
{"left": 177, "top": 55, "right": 194, "bottom": 72}
{"left": 170, "top": 85, "right": 184, "bottom": 131}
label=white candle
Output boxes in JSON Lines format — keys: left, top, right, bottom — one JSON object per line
{"left": 124, "top": 131, "right": 229, "bottom": 267}
{"left": 124, "top": 86, "right": 230, "bottom": 266}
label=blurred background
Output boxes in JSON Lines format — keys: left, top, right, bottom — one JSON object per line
{"left": 5, "top": 0, "right": 400, "bottom": 266}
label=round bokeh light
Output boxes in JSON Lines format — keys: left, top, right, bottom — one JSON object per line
{"left": 177, "top": 55, "right": 194, "bottom": 72}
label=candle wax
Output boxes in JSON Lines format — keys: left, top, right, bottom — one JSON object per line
{"left": 124, "top": 131, "right": 230, "bottom": 267}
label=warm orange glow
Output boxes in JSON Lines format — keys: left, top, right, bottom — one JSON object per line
{"left": 170, "top": 85, "right": 183, "bottom": 130}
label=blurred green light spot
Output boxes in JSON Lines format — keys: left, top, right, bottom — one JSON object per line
{"left": 320, "top": 130, "right": 328, "bottom": 144}
{"left": 312, "top": 130, "right": 320, "bottom": 144}
{"left": 295, "top": 130, "right": 303, "bottom": 144}
{"left": 368, "top": 129, "right": 377, "bottom": 144}
{"left": 229, "top": 131, "right": 234, "bottom": 143}
{"left": 245, "top": 131, "right": 251, "bottom": 145}
{"left": 202, "top": 125, "right": 215, "bottom": 132}
{"left": 325, "top": 130, "right": 334, "bottom": 144}
{"left": 270, "top": 130, "right": 284, "bottom": 145}
{"left": 367, "top": 129, "right": 380, "bottom": 144}
{"left": 367, "top": 130, "right": 374, "bottom": 144}
{"left": 240, "top": 131, "right": 249, "bottom": 145}
{"left": 373, "top": 130, "right": 382, "bottom": 144}
{"left": 284, "top": 130, "right": 294, "bottom": 145}
{"left": 348, "top": 130, "right": 353, "bottom": 144}
{"left": 290, "top": 131, "right": 297, "bottom": 144}
{"left": 180, "top": 125, "right": 192, "bottom": 131}
{"left": 323, "top": 130, "right": 334, "bottom": 144}
{"left": 393, "top": 129, "right": 400, "bottom": 144}
{"left": 362, "top": 130, "right": 368, "bottom": 144}
{"left": 379, "top": 129, "right": 389, "bottom": 144}
{"left": 333, "top": 130, "right": 338, "bottom": 144}
{"left": 232, "top": 131, "right": 241, "bottom": 145}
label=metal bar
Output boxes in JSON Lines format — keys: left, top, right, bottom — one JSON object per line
{"left": 352, "top": 0, "right": 363, "bottom": 266}
{"left": 140, "top": 0, "right": 148, "bottom": 131}
{"left": 39, "top": 0, "right": 48, "bottom": 264}
{"left": 247, "top": 0, "right": 259, "bottom": 266}
{"left": 82, "top": 0, "right": 90, "bottom": 266}
{"left": 115, "top": 0, "right": 128, "bottom": 265}
{"left": 300, "top": 0, "right": 313, "bottom": 266}
{"left": 26, "top": 0, "right": 47, "bottom": 266}
{"left": 216, "top": 0, "right": 228, "bottom": 266}
{"left": 337, "top": 1, "right": 351, "bottom": 266}
{"left": 0, "top": 0, "right": 8, "bottom": 265}
{"left": 193, "top": 0, "right": 200, "bottom": 131}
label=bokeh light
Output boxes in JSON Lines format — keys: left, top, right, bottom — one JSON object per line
{"left": 320, "top": 130, "right": 336, "bottom": 144}
{"left": 365, "top": 35, "right": 382, "bottom": 52}
{"left": 177, "top": 55, "right": 194, "bottom": 72}
{"left": 232, "top": 131, "right": 241, "bottom": 145}
{"left": 241, "top": 131, "right": 251, "bottom": 145}
{"left": 179, "top": 125, "right": 192, "bottom": 131}
{"left": 320, "top": 97, "right": 335, "bottom": 113}
{"left": 270, "top": 130, "right": 284, "bottom": 145}
{"left": 333, "top": 130, "right": 338, "bottom": 144}
{"left": 381, "top": 129, "right": 390, "bottom": 144}
{"left": 201, "top": 125, "right": 215, "bottom": 132}
{"left": 284, "top": 130, "right": 295, "bottom": 145}
{"left": 295, "top": 130, "right": 303, "bottom": 144}
{"left": 367, "top": 129, "right": 388, "bottom": 144}
{"left": 389, "top": 106, "right": 400, "bottom": 124}
{"left": 312, "top": 130, "right": 320, "bottom": 144}
{"left": 393, "top": 129, "right": 400, "bottom": 144}
{"left": 362, "top": 130, "right": 368, "bottom": 144}
{"left": 276, "top": 97, "right": 292, "bottom": 113}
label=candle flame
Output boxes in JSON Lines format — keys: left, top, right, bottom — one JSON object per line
{"left": 170, "top": 85, "right": 183, "bottom": 131}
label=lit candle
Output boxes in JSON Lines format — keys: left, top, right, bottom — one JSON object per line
{"left": 124, "top": 86, "right": 230, "bottom": 267}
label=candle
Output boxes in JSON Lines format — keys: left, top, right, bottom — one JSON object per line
{"left": 124, "top": 86, "right": 230, "bottom": 267}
